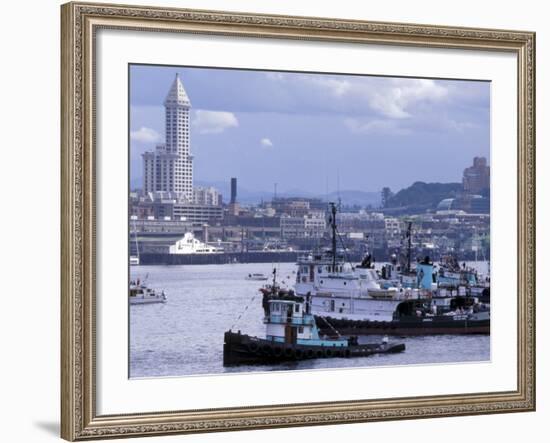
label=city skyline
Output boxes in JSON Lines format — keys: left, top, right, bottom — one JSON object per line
{"left": 128, "top": 66, "right": 492, "bottom": 381}
{"left": 130, "top": 64, "right": 491, "bottom": 196}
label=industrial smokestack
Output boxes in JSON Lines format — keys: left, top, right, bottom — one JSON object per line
{"left": 230, "top": 177, "right": 237, "bottom": 204}
{"left": 202, "top": 224, "right": 209, "bottom": 244}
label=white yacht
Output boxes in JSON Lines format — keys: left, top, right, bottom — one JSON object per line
{"left": 169, "top": 232, "right": 224, "bottom": 254}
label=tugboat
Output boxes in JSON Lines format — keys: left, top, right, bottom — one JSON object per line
{"left": 437, "top": 255, "right": 490, "bottom": 302}
{"left": 223, "top": 270, "right": 405, "bottom": 366}
{"left": 319, "top": 298, "right": 490, "bottom": 336}
{"left": 316, "top": 256, "right": 490, "bottom": 336}
{"left": 292, "top": 204, "right": 489, "bottom": 335}
{"left": 294, "top": 204, "right": 422, "bottom": 323}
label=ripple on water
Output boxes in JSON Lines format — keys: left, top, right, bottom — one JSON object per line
{"left": 130, "top": 262, "right": 490, "bottom": 378}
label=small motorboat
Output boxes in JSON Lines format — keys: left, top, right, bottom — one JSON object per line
{"left": 129, "top": 281, "right": 167, "bottom": 305}
{"left": 245, "top": 273, "right": 268, "bottom": 281}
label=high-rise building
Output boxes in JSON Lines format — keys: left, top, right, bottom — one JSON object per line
{"left": 142, "top": 73, "right": 194, "bottom": 200}
{"left": 193, "top": 186, "right": 222, "bottom": 206}
{"left": 280, "top": 214, "right": 326, "bottom": 239}
{"left": 463, "top": 156, "right": 490, "bottom": 194}
{"left": 228, "top": 177, "right": 240, "bottom": 216}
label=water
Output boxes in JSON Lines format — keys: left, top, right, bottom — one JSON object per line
{"left": 130, "top": 262, "right": 490, "bottom": 378}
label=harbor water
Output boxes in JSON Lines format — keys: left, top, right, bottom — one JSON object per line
{"left": 130, "top": 262, "right": 490, "bottom": 378}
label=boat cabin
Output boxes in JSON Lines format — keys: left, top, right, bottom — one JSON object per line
{"left": 416, "top": 259, "right": 436, "bottom": 290}
{"left": 393, "top": 295, "right": 481, "bottom": 318}
{"left": 129, "top": 286, "right": 144, "bottom": 297}
{"left": 169, "top": 232, "right": 223, "bottom": 254}
{"left": 264, "top": 296, "right": 346, "bottom": 347}
{"left": 295, "top": 255, "right": 383, "bottom": 297}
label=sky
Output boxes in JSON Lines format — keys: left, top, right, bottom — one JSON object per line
{"left": 129, "top": 64, "right": 490, "bottom": 196}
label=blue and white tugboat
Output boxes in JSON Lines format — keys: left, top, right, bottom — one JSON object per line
{"left": 223, "top": 270, "right": 405, "bottom": 366}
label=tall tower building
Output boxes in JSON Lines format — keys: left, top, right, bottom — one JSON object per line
{"left": 463, "top": 156, "right": 490, "bottom": 194}
{"left": 142, "top": 73, "right": 194, "bottom": 200}
{"left": 228, "top": 177, "right": 240, "bottom": 216}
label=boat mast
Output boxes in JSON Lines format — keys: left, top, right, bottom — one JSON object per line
{"left": 406, "top": 221, "right": 412, "bottom": 273}
{"left": 133, "top": 219, "right": 140, "bottom": 262}
{"left": 474, "top": 226, "right": 478, "bottom": 262}
{"left": 271, "top": 267, "right": 277, "bottom": 293}
{"left": 330, "top": 202, "right": 337, "bottom": 272}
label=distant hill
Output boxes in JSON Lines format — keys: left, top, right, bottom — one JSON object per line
{"left": 385, "top": 181, "right": 463, "bottom": 209}
{"left": 325, "top": 190, "right": 381, "bottom": 207}
{"left": 130, "top": 177, "right": 458, "bottom": 212}
{"left": 194, "top": 181, "right": 380, "bottom": 207}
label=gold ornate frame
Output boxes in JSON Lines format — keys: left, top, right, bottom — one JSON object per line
{"left": 61, "top": 2, "right": 536, "bottom": 440}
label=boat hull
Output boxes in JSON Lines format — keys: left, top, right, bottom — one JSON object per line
{"left": 316, "top": 316, "right": 490, "bottom": 336}
{"left": 223, "top": 331, "right": 405, "bottom": 366}
{"left": 129, "top": 297, "right": 167, "bottom": 305}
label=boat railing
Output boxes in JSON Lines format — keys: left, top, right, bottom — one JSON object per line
{"left": 263, "top": 315, "right": 311, "bottom": 326}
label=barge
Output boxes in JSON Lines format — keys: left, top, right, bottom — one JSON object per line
{"left": 316, "top": 296, "right": 490, "bottom": 336}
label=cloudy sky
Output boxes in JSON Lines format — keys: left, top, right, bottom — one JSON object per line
{"left": 130, "top": 64, "right": 490, "bottom": 195}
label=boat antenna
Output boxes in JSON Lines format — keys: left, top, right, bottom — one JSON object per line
{"left": 474, "top": 226, "right": 478, "bottom": 262}
{"left": 132, "top": 219, "right": 140, "bottom": 262}
{"left": 337, "top": 169, "right": 341, "bottom": 211}
{"left": 406, "top": 221, "right": 412, "bottom": 273}
{"left": 272, "top": 267, "right": 277, "bottom": 292}
{"left": 328, "top": 202, "right": 352, "bottom": 270}
{"left": 329, "top": 202, "right": 337, "bottom": 272}
{"left": 336, "top": 229, "right": 351, "bottom": 267}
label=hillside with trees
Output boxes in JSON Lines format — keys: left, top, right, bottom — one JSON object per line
{"left": 382, "top": 181, "right": 463, "bottom": 212}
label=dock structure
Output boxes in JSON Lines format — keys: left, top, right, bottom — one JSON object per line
{"left": 140, "top": 251, "right": 301, "bottom": 265}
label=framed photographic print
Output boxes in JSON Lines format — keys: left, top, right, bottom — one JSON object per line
{"left": 61, "top": 1, "right": 536, "bottom": 440}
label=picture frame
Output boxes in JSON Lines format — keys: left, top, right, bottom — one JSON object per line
{"left": 60, "top": 1, "right": 536, "bottom": 440}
